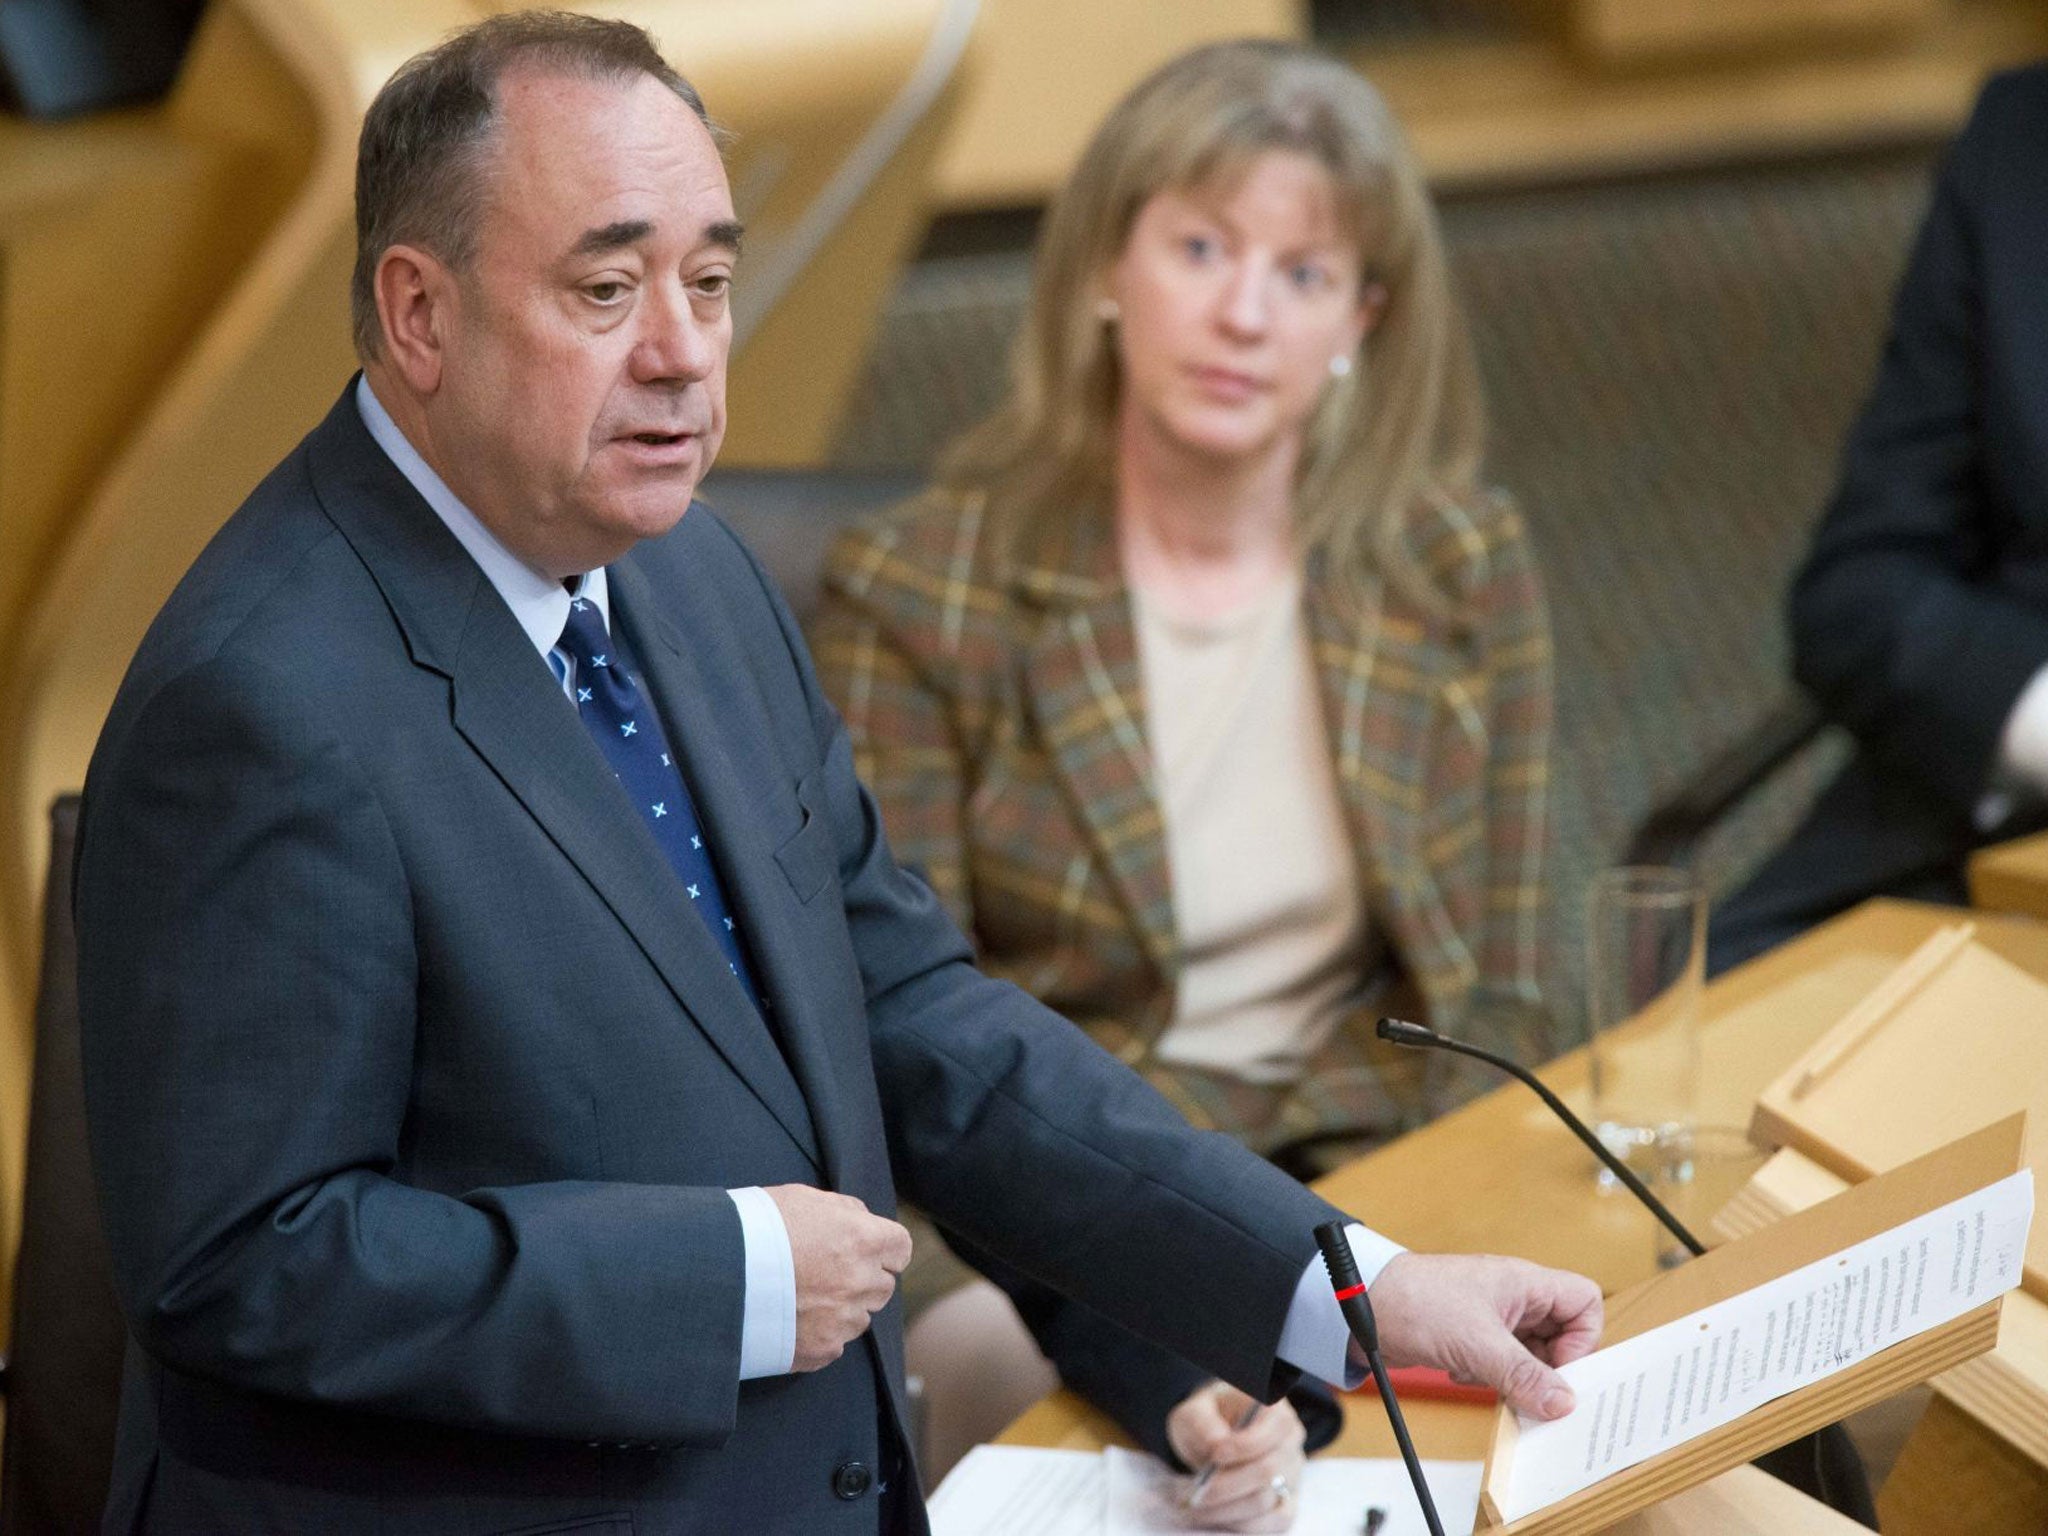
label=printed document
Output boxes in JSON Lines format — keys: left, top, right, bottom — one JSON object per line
{"left": 1105, "top": 1446, "right": 1481, "bottom": 1534}
{"left": 1500, "top": 1167, "right": 2034, "bottom": 1520}
{"left": 927, "top": 1442, "right": 1483, "bottom": 1536}
{"left": 928, "top": 1446, "right": 1102, "bottom": 1536}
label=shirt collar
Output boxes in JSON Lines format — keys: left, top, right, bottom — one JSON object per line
{"left": 354, "top": 374, "right": 609, "bottom": 655}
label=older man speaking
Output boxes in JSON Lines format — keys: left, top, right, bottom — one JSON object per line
{"left": 75, "top": 13, "right": 1599, "bottom": 1534}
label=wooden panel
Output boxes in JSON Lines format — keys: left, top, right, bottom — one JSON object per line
{"left": 1878, "top": 1394, "right": 2048, "bottom": 1535}
{"left": 1969, "top": 828, "right": 2048, "bottom": 920}
{"left": 1749, "top": 934, "right": 2048, "bottom": 1299}
{"left": 1567, "top": 0, "right": 1942, "bottom": 66}
{"left": 930, "top": 0, "right": 1305, "bottom": 208}
{"left": 1602, "top": 1464, "right": 1872, "bottom": 1533}
{"left": 1368, "top": 0, "right": 2048, "bottom": 194}
{"left": 0, "top": 0, "right": 320, "bottom": 1349}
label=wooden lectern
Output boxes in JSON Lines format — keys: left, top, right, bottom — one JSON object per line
{"left": 1474, "top": 1116, "right": 2026, "bottom": 1533}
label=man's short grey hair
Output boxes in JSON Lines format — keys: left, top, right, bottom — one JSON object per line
{"left": 351, "top": 10, "right": 717, "bottom": 362}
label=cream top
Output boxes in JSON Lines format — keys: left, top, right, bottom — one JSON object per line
{"left": 1134, "top": 575, "right": 1378, "bottom": 1084}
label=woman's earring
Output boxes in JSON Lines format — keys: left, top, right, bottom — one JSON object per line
{"left": 1096, "top": 297, "right": 1121, "bottom": 325}
{"left": 1329, "top": 353, "right": 1354, "bottom": 379}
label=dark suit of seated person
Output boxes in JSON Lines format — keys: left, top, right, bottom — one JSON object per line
{"left": 1711, "top": 64, "right": 2048, "bottom": 975}
{"left": 72, "top": 15, "right": 1602, "bottom": 1535}
{"left": 814, "top": 40, "right": 1558, "bottom": 1512}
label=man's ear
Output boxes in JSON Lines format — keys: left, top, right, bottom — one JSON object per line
{"left": 375, "top": 244, "right": 453, "bottom": 395}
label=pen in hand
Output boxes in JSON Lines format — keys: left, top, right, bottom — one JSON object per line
{"left": 1185, "top": 1399, "right": 1264, "bottom": 1510}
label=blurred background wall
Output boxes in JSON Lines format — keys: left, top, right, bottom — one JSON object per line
{"left": 2, "top": 0, "right": 2045, "bottom": 1370}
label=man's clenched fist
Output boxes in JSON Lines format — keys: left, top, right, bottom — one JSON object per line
{"left": 766, "top": 1186, "right": 914, "bottom": 1371}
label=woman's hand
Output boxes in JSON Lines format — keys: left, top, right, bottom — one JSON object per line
{"left": 1165, "top": 1382, "right": 1307, "bottom": 1532}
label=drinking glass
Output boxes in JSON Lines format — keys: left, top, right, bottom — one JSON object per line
{"left": 1586, "top": 865, "right": 1706, "bottom": 1196}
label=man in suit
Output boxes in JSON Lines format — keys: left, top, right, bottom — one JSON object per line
{"left": 75, "top": 15, "right": 1601, "bottom": 1533}
{"left": 1711, "top": 64, "right": 2048, "bottom": 972}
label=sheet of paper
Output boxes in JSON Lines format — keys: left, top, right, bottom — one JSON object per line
{"left": 1106, "top": 1446, "right": 1483, "bottom": 1536}
{"left": 928, "top": 1445, "right": 1104, "bottom": 1536}
{"left": 1500, "top": 1167, "right": 2035, "bottom": 1520}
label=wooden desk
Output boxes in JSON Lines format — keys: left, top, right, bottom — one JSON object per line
{"left": 1001, "top": 898, "right": 2048, "bottom": 1528}
{"left": 1969, "top": 829, "right": 2048, "bottom": 921}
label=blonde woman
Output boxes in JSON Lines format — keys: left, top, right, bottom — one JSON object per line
{"left": 814, "top": 40, "right": 1555, "bottom": 1523}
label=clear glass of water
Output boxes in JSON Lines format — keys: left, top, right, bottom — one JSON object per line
{"left": 1586, "top": 865, "right": 1706, "bottom": 1199}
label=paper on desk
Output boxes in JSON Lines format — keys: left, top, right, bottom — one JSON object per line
{"left": 928, "top": 1445, "right": 1103, "bottom": 1536}
{"left": 1105, "top": 1446, "right": 1483, "bottom": 1535}
{"left": 1500, "top": 1167, "right": 2035, "bottom": 1521}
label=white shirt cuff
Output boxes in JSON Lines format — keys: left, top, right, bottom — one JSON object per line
{"left": 1275, "top": 1221, "right": 1404, "bottom": 1390}
{"left": 1988, "top": 664, "right": 2048, "bottom": 829}
{"left": 727, "top": 1186, "right": 797, "bottom": 1379}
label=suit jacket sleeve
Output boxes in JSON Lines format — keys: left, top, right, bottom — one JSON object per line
{"left": 944, "top": 1229, "right": 1343, "bottom": 1464}
{"left": 77, "top": 653, "right": 752, "bottom": 1448}
{"left": 812, "top": 533, "right": 1280, "bottom": 1441}
{"left": 1790, "top": 70, "right": 2048, "bottom": 810}
{"left": 805, "top": 532, "right": 1350, "bottom": 1411}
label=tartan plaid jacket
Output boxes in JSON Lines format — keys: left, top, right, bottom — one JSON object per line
{"left": 811, "top": 486, "right": 1556, "bottom": 1149}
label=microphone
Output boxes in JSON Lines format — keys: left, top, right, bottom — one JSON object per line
{"left": 1373, "top": 1016, "right": 1877, "bottom": 1525}
{"left": 1315, "top": 1221, "right": 1446, "bottom": 1536}
{"left": 1372, "top": 1017, "right": 1702, "bottom": 1257}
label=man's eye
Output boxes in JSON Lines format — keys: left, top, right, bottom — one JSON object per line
{"left": 694, "top": 273, "right": 732, "bottom": 299}
{"left": 585, "top": 281, "right": 628, "bottom": 305}
{"left": 1289, "top": 263, "right": 1330, "bottom": 291}
{"left": 1182, "top": 235, "right": 1216, "bottom": 262}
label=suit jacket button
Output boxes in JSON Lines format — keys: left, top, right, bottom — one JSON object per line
{"left": 832, "top": 1461, "right": 873, "bottom": 1500}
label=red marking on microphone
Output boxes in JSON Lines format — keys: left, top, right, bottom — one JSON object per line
{"left": 1331, "top": 1282, "right": 1367, "bottom": 1301}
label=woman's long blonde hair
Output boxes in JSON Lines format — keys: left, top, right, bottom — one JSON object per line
{"left": 933, "top": 39, "right": 1484, "bottom": 612}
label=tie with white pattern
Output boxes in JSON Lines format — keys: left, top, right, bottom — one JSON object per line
{"left": 555, "top": 596, "right": 768, "bottom": 1015}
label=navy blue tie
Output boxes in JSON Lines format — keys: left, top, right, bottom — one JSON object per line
{"left": 555, "top": 595, "right": 768, "bottom": 1015}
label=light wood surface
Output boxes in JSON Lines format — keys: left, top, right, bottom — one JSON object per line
{"left": 1877, "top": 1393, "right": 2048, "bottom": 1535}
{"left": 1371, "top": 0, "right": 2048, "bottom": 194}
{"left": 1969, "top": 827, "right": 2048, "bottom": 921}
{"left": 1000, "top": 898, "right": 2048, "bottom": 1529}
{"left": 928, "top": 0, "right": 1305, "bottom": 209}
{"left": 926, "top": 0, "right": 2048, "bottom": 208}
{"left": 1533, "top": 0, "right": 1945, "bottom": 67}
{"left": 1599, "top": 1462, "right": 1871, "bottom": 1533}
{"left": 1750, "top": 933, "right": 2048, "bottom": 1298}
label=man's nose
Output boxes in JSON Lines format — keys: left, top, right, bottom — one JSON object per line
{"left": 632, "top": 283, "right": 722, "bottom": 384}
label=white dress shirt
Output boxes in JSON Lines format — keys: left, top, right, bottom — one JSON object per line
{"left": 354, "top": 376, "right": 1397, "bottom": 1394}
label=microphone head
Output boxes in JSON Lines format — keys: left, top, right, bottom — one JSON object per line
{"left": 1313, "top": 1220, "right": 1362, "bottom": 1291}
{"left": 1376, "top": 1017, "right": 1439, "bottom": 1047}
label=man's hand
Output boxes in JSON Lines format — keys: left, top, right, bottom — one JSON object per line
{"left": 1363, "top": 1253, "right": 1602, "bottom": 1420}
{"left": 1166, "top": 1383, "right": 1306, "bottom": 1532}
{"left": 765, "top": 1185, "right": 913, "bottom": 1372}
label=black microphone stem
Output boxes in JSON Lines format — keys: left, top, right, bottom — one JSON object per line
{"left": 1375, "top": 1018, "right": 1705, "bottom": 1258}
{"left": 1314, "top": 1222, "right": 1446, "bottom": 1536}
{"left": 1373, "top": 1017, "right": 1878, "bottom": 1526}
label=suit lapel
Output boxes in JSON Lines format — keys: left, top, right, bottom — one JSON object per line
{"left": 306, "top": 387, "right": 821, "bottom": 1173}
{"left": 1013, "top": 514, "right": 1177, "bottom": 977}
{"left": 609, "top": 555, "right": 854, "bottom": 1191}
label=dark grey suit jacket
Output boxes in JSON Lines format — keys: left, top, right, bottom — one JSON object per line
{"left": 75, "top": 387, "right": 1343, "bottom": 1535}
